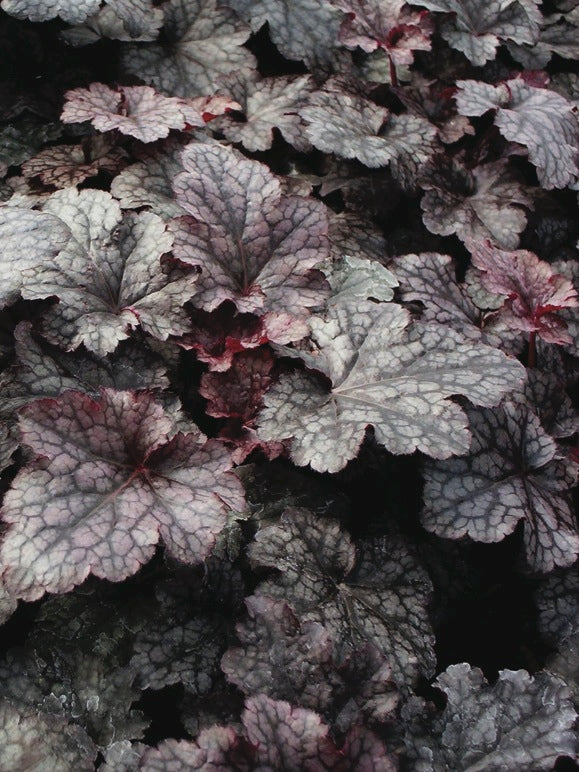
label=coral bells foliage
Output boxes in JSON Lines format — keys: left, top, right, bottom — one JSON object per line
{"left": 0, "top": 0, "right": 578, "bottom": 768}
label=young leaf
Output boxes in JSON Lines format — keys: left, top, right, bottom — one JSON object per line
{"left": 0, "top": 389, "right": 245, "bottom": 600}
{"left": 215, "top": 72, "right": 314, "bottom": 152}
{"left": 300, "top": 91, "right": 437, "bottom": 177}
{"left": 420, "top": 158, "right": 532, "bottom": 249}
{"left": 0, "top": 207, "right": 70, "bottom": 309}
{"left": 403, "top": 664, "right": 577, "bottom": 770}
{"left": 392, "top": 252, "right": 525, "bottom": 353}
{"left": 0, "top": 703, "right": 96, "bottom": 772}
{"left": 421, "top": 402, "right": 579, "bottom": 572}
{"left": 21, "top": 189, "right": 198, "bottom": 356}
{"left": 250, "top": 508, "right": 435, "bottom": 690}
{"left": 226, "top": 0, "right": 343, "bottom": 68}
{"left": 22, "top": 137, "right": 126, "bottom": 189}
{"left": 413, "top": 0, "right": 541, "bottom": 65}
{"left": 110, "top": 137, "right": 189, "bottom": 220}
{"left": 456, "top": 78, "right": 579, "bottom": 188}
{"left": 335, "top": 0, "right": 433, "bottom": 65}
{"left": 170, "top": 143, "right": 330, "bottom": 327}
{"left": 121, "top": 0, "right": 256, "bottom": 98}
{"left": 258, "top": 299, "right": 526, "bottom": 471}
{"left": 0, "top": 0, "right": 101, "bottom": 23}
{"left": 221, "top": 595, "right": 337, "bottom": 710}
{"left": 61, "top": 84, "right": 237, "bottom": 143}
{"left": 467, "top": 239, "right": 579, "bottom": 345}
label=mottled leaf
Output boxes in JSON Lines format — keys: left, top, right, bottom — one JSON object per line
{"left": 403, "top": 664, "right": 577, "bottom": 770}
{"left": 259, "top": 300, "right": 526, "bottom": 471}
{"left": 0, "top": 389, "right": 245, "bottom": 600}
{"left": 0, "top": 0, "right": 101, "bottom": 23}
{"left": 300, "top": 91, "right": 437, "bottom": 178}
{"left": 421, "top": 158, "right": 532, "bottom": 249}
{"left": 170, "top": 143, "right": 329, "bottom": 328}
{"left": 21, "top": 189, "right": 198, "bottom": 356}
{"left": 122, "top": 0, "right": 256, "bottom": 98}
{"left": 0, "top": 702, "right": 96, "bottom": 772}
{"left": 414, "top": 0, "right": 541, "bottom": 65}
{"left": 110, "top": 137, "right": 189, "bottom": 220}
{"left": 215, "top": 72, "right": 313, "bottom": 152}
{"left": 335, "top": 0, "right": 433, "bottom": 65}
{"left": 63, "top": 0, "right": 164, "bottom": 45}
{"left": 130, "top": 616, "right": 224, "bottom": 692}
{"left": 536, "top": 568, "right": 578, "bottom": 647}
{"left": 422, "top": 402, "right": 579, "bottom": 572}
{"left": 323, "top": 255, "right": 398, "bottom": 306}
{"left": 0, "top": 648, "right": 147, "bottom": 747}
{"left": 392, "top": 252, "right": 525, "bottom": 353}
{"left": 62, "top": 83, "right": 231, "bottom": 143}
{"left": 226, "top": 0, "right": 343, "bottom": 68}
{"left": 22, "top": 137, "right": 126, "bottom": 188}
{"left": 468, "top": 239, "right": 579, "bottom": 345}
{"left": 250, "top": 508, "right": 435, "bottom": 690}
{"left": 0, "top": 321, "right": 168, "bottom": 420}
{"left": 0, "top": 207, "right": 70, "bottom": 309}
{"left": 456, "top": 78, "right": 579, "bottom": 188}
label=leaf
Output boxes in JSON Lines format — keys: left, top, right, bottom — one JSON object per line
{"left": 420, "top": 158, "right": 532, "bottom": 249}
{"left": 0, "top": 207, "right": 70, "bottom": 309}
{"left": 215, "top": 72, "right": 314, "bottom": 152}
{"left": 20, "top": 189, "right": 199, "bottom": 356}
{"left": 21, "top": 137, "right": 126, "bottom": 188}
{"left": 421, "top": 402, "right": 579, "bottom": 572}
{"left": 536, "top": 568, "right": 578, "bottom": 646}
{"left": 0, "top": 702, "right": 96, "bottom": 772}
{"left": 110, "top": 137, "right": 189, "bottom": 220}
{"left": 61, "top": 84, "right": 236, "bottom": 143}
{"left": 508, "top": 10, "right": 579, "bottom": 68}
{"left": 328, "top": 211, "right": 388, "bottom": 264}
{"left": 250, "top": 508, "right": 435, "bottom": 690}
{"left": 121, "top": 0, "right": 256, "bottom": 98}
{"left": 468, "top": 239, "right": 579, "bottom": 345}
{"left": 226, "top": 0, "right": 343, "bottom": 68}
{"left": 222, "top": 595, "right": 337, "bottom": 709}
{"left": 0, "top": 322, "right": 168, "bottom": 421}
{"left": 0, "top": 389, "right": 245, "bottom": 600}
{"left": 335, "top": 0, "right": 433, "bottom": 65}
{"left": 392, "top": 252, "right": 525, "bottom": 353}
{"left": 130, "top": 615, "right": 225, "bottom": 692}
{"left": 177, "top": 305, "right": 268, "bottom": 372}
{"left": 413, "top": 0, "right": 541, "bottom": 65}
{"left": 0, "top": 648, "right": 147, "bottom": 747}
{"left": 403, "top": 664, "right": 577, "bottom": 771}
{"left": 300, "top": 91, "right": 437, "bottom": 177}
{"left": 455, "top": 78, "right": 579, "bottom": 188}
{"left": 0, "top": 422, "right": 17, "bottom": 474}
{"left": 170, "top": 143, "right": 330, "bottom": 327}
{"left": 258, "top": 298, "right": 526, "bottom": 471}
{"left": 0, "top": 0, "right": 101, "bottom": 23}
{"left": 322, "top": 255, "right": 398, "bottom": 306}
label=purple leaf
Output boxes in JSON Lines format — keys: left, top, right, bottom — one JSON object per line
{"left": 300, "top": 91, "right": 437, "bottom": 177}
{"left": 335, "top": 0, "right": 433, "bottom": 65}
{"left": 413, "top": 0, "right": 541, "bottom": 65}
{"left": 216, "top": 72, "right": 314, "bottom": 152}
{"left": 61, "top": 84, "right": 238, "bottom": 143}
{"left": 250, "top": 508, "right": 435, "bottom": 690}
{"left": 0, "top": 388, "right": 245, "bottom": 600}
{"left": 1, "top": 0, "right": 101, "bottom": 23}
{"left": 456, "top": 78, "right": 579, "bottom": 188}
{"left": 258, "top": 297, "right": 526, "bottom": 471}
{"left": 0, "top": 702, "right": 96, "bottom": 771}
{"left": 170, "top": 143, "right": 329, "bottom": 329}
{"left": 421, "top": 402, "right": 579, "bottom": 572}
{"left": 121, "top": 0, "right": 256, "bottom": 97}
{"left": 420, "top": 158, "right": 532, "bottom": 249}
{"left": 21, "top": 189, "right": 199, "bottom": 356}
{"left": 226, "top": 0, "right": 343, "bottom": 68}
{"left": 403, "top": 664, "right": 577, "bottom": 770}
{"left": 467, "top": 239, "right": 578, "bottom": 345}
{"left": 22, "top": 137, "right": 126, "bottom": 188}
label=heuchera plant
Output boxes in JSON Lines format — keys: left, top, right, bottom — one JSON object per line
{"left": 0, "top": 0, "right": 577, "bottom": 769}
